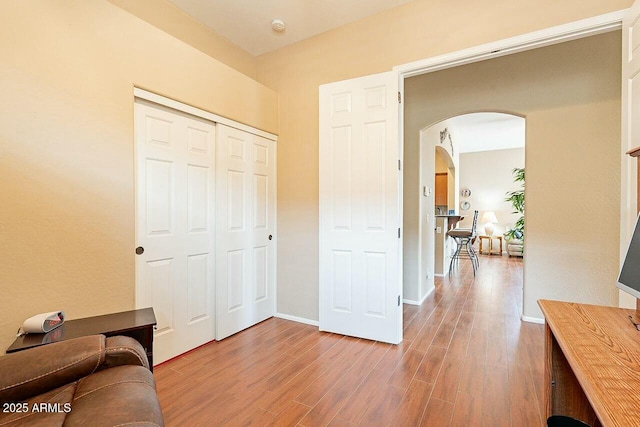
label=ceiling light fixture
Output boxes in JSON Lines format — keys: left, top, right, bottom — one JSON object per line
{"left": 271, "top": 19, "right": 286, "bottom": 32}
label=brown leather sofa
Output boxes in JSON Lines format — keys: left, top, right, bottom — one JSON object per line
{"left": 0, "top": 334, "right": 164, "bottom": 426}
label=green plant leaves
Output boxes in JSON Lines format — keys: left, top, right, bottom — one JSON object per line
{"left": 505, "top": 167, "right": 525, "bottom": 240}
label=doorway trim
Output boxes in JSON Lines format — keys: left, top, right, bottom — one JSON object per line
{"left": 133, "top": 88, "right": 277, "bottom": 141}
{"left": 392, "top": 9, "right": 625, "bottom": 323}
{"left": 394, "top": 10, "right": 624, "bottom": 78}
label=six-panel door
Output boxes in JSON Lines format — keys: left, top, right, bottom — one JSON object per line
{"left": 216, "top": 124, "right": 276, "bottom": 340}
{"left": 135, "top": 101, "right": 216, "bottom": 364}
{"left": 319, "top": 71, "right": 402, "bottom": 344}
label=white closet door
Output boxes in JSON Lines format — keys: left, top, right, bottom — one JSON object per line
{"left": 216, "top": 124, "right": 276, "bottom": 340}
{"left": 135, "top": 101, "right": 216, "bottom": 364}
{"left": 319, "top": 71, "right": 402, "bottom": 344}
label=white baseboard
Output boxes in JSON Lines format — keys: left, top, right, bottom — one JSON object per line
{"left": 278, "top": 312, "right": 542, "bottom": 327}
{"left": 422, "top": 285, "right": 436, "bottom": 303}
{"left": 275, "top": 313, "right": 319, "bottom": 327}
{"left": 403, "top": 286, "right": 435, "bottom": 306}
{"left": 521, "top": 315, "right": 545, "bottom": 324}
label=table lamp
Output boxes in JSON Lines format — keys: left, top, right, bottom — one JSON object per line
{"left": 482, "top": 211, "right": 498, "bottom": 236}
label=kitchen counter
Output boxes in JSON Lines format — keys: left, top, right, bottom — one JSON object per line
{"left": 434, "top": 215, "right": 464, "bottom": 276}
{"left": 435, "top": 215, "right": 463, "bottom": 231}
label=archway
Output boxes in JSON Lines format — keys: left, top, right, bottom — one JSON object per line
{"left": 404, "top": 112, "right": 525, "bottom": 306}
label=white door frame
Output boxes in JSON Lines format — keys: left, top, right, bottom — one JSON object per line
{"left": 394, "top": 11, "right": 624, "bottom": 80}
{"left": 133, "top": 88, "right": 278, "bottom": 142}
{"left": 392, "top": 10, "right": 626, "bottom": 319}
{"left": 620, "top": 2, "right": 640, "bottom": 309}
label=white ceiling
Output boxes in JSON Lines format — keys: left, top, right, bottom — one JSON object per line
{"left": 448, "top": 113, "right": 525, "bottom": 154}
{"left": 166, "top": 0, "right": 415, "bottom": 56}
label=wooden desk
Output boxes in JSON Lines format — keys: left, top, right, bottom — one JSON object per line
{"left": 478, "top": 235, "right": 502, "bottom": 255}
{"left": 538, "top": 300, "right": 640, "bottom": 427}
{"left": 6, "top": 308, "right": 156, "bottom": 370}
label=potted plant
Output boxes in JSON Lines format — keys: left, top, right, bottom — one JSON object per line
{"left": 505, "top": 167, "right": 524, "bottom": 256}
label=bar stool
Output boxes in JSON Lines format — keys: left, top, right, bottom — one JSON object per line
{"left": 447, "top": 210, "right": 479, "bottom": 276}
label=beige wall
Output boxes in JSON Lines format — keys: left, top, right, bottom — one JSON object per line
{"left": 435, "top": 151, "right": 448, "bottom": 174}
{"left": 0, "top": 1, "right": 277, "bottom": 353}
{"left": 256, "top": 0, "right": 629, "bottom": 322}
{"left": 412, "top": 121, "right": 460, "bottom": 302}
{"left": 108, "top": 0, "right": 257, "bottom": 78}
{"left": 458, "top": 148, "right": 526, "bottom": 236}
{"left": 405, "top": 32, "right": 621, "bottom": 319}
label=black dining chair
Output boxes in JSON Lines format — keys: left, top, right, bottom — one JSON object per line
{"left": 447, "top": 210, "right": 479, "bottom": 276}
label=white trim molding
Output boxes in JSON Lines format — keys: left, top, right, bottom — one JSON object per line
{"left": 521, "top": 315, "right": 545, "bottom": 325}
{"left": 403, "top": 286, "right": 435, "bottom": 306}
{"left": 394, "top": 10, "right": 625, "bottom": 78}
{"left": 275, "top": 313, "right": 319, "bottom": 327}
{"left": 133, "top": 87, "right": 278, "bottom": 141}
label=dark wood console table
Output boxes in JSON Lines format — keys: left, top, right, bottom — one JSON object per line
{"left": 6, "top": 308, "right": 156, "bottom": 370}
{"left": 538, "top": 299, "right": 640, "bottom": 426}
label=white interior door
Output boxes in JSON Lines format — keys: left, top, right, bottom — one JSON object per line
{"left": 135, "top": 100, "right": 216, "bottom": 364}
{"left": 216, "top": 124, "right": 276, "bottom": 340}
{"left": 319, "top": 71, "right": 402, "bottom": 344}
{"left": 623, "top": 2, "right": 640, "bottom": 245}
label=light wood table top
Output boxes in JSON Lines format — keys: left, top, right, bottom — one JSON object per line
{"left": 538, "top": 299, "right": 640, "bottom": 427}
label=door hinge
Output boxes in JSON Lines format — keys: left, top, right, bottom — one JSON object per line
{"left": 398, "top": 295, "right": 401, "bottom": 306}
{"left": 398, "top": 92, "right": 402, "bottom": 103}
{"left": 398, "top": 228, "right": 401, "bottom": 238}
{"left": 398, "top": 159, "right": 401, "bottom": 171}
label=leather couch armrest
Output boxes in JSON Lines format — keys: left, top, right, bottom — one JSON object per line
{"left": 0, "top": 335, "right": 105, "bottom": 403}
{"left": 100, "top": 336, "right": 150, "bottom": 371}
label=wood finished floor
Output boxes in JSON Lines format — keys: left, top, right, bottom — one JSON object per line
{"left": 154, "top": 255, "right": 544, "bottom": 426}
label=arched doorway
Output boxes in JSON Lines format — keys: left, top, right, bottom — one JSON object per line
{"left": 404, "top": 112, "right": 525, "bottom": 306}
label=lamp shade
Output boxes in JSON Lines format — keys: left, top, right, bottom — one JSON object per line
{"left": 482, "top": 211, "right": 498, "bottom": 236}
{"left": 481, "top": 211, "right": 498, "bottom": 224}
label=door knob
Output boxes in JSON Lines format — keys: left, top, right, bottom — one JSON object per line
{"left": 135, "top": 246, "right": 144, "bottom": 255}
{"left": 268, "top": 235, "right": 273, "bottom": 240}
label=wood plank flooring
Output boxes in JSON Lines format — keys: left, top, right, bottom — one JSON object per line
{"left": 154, "top": 255, "right": 545, "bottom": 426}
